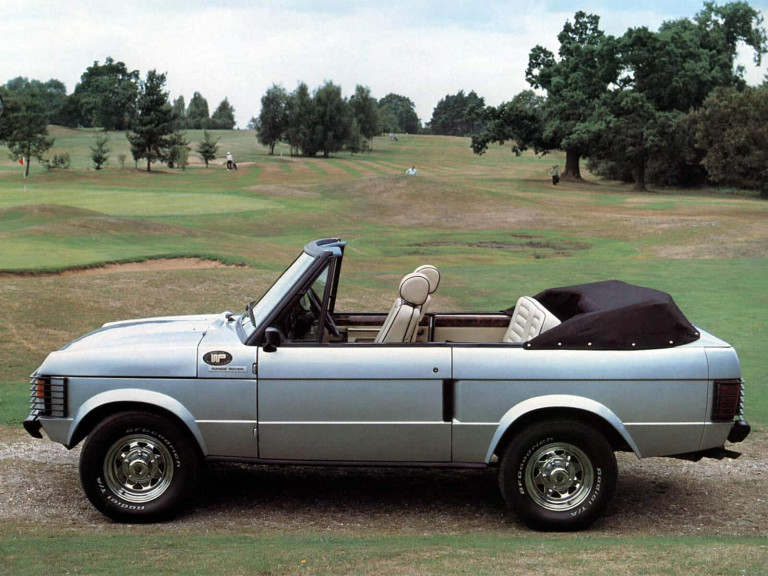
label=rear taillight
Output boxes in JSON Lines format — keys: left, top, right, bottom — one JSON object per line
{"left": 712, "top": 379, "right": 744, "bottom": 422}
{"left": 29, "top": 376, "right": 67, "bottom": 417}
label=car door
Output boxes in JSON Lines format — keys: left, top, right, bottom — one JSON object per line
{"left": 256, "top": 344, "right": 452, "bottom": 462}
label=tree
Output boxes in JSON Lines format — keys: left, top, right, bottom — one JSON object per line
{"left": 694, "top": 1, "right": 767, "bottom": 87}
{"left": 186, "top": 92, "right": 210, "bottom": 129}
{"left": 71, "top": 57, "right": 139, "bottom": 130}
{"left": 285, "top": 82, "right": 314, "bottom": 156}
{"left": 599, "top": 92, "right": 682, "bottom": 190}
{"left": 310, "top": 81, "right": 350, "bottom": 157}
{"left": 196, "top": 129, "right": 219, "bottom": 168}
{"left": 210, "top": 98, "right": 236, "bottom": 129}
{"left": 471, "top": 90, "right": 547, "bottom": 156}
{"left": 257, "top": 84, "right": 289, "bottom": 154}
{"left": 126, "top": 70, "right": 174, "bottom": 172}
{"left": 0, "top": 86, "right": 54, "bottom": 177}
{"left": 691, "top": 85, "right": 768, "bottom": 194}
{"left": 4, "top": 77, "right": 68, "bottom": 126}
{"left": 525, "top": 12, "right": 620, "bottom": 179}
{"left": 349, "top": 85, "right": 379, "bottom": 150}
{"left": 5, "top": 76, "right": 67, "bottom": 124}
{"left": 90, "top": 132, "right": 110, "bottom": 170}
{"left": 171, "top": 95, "right": 187, "bottom": 129}
{"left": 430, "top": 90, "right": 485, "bottom": 136}
{"left": 166, "top": 131, "right": 191, "bottom": 169}
{"left": 378, "top": 93, "right": 419, "bottom": 134}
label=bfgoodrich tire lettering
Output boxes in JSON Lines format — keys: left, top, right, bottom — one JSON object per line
{"left": 79, "top": 411, "right": 200, "bottom": 522}
{"left": 498, "top": 419, "right": 617, "bottom": 531}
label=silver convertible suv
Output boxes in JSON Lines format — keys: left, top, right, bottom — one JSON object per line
{"left": 24, "top": 238, "right": 750, "bottom": 530}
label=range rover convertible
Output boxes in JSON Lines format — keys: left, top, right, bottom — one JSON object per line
{"left": 24, "top": 238, "right": 750, "bottom": 530}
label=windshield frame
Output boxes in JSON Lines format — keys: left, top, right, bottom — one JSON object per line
{"left": 240, "top": 252, "right": 316, "bottom": 338}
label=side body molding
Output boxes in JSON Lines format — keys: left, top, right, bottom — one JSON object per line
{"left": 68, "top": 389, "right": 208, "bottom": 454}
{"left": 483, "top": 394, "right": 641, "bottom": 463}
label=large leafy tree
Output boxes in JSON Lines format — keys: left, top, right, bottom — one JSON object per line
{"left": 691, "top": 84, "right": 768, "bottom": 194}
{"left": 71, "top": 57, "right": 139, "bottom": 130}
{"left": 186, "top": 92, "right": 210, "bottom": 129}
{"left": 525, "top": 12, "right": 619, "bottom": 179}
{"left": 310, "top": 81, "right": 350, "bottom": 157}
{"left": 430, "top": 90, "right": 485, "bottom": 136}
{"left": 378, "top": 93, "right": 419, "bottom": 134}
{"left": 0, "top": 85, "right": 54, "bottom": 177}
{"left": 470, "top": 90, "right": 548, "bottom": 156}
{"left": 257, "top": 84, "right": 289, "bottom": 154}
{"left": 126, "top": 70, "right": 174, "bottom": 172}
{"left": 284, "top": 82, "right": 314, "bottom": 156}
{"left": 4, "top": 77, "right": 68, "bottom": 125}
{"left": 210, "top": 98, "right": 236, "bottom": 129}
{"left": 348, "top": 85, "right": 379, "bottom": 150}
{"left": 597, "top": 91, "right": 681, "bottom": 189}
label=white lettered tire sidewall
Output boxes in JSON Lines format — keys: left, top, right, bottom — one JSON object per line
{"left": 498, "top": 419, "right": 617, "bottom": 531}
{"left": 79, "top": 411, "right": 200, "bottom": 522}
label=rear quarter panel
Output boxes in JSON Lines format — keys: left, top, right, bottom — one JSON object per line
{"left": 451, "top": 345, "right": 711, "bottom": 461}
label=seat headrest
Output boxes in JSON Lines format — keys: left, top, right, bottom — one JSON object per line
{"left": 414, "top": 265, "right": 440, "bottom": 294}
{"left": 399, "top": 273, "right": 430, "bottom": 306}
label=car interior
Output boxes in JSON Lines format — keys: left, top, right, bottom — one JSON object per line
{"left": 326, "top": 265, "right": 561, "bottom": 346}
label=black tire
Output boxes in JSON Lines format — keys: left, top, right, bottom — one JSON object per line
{"left": 79, "top": 411, "right": 201, "bottom": 523}
{"left": 498, "top": 419, "right": 617, "bottom": 531}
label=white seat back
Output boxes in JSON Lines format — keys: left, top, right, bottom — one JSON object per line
{"left": 410, "top": 265, "right": 440, "bottom": 341}
{"left": 375, "top": 272, "right": 431, "bottom": 343}
{"left": 503, "top": 296, "right": 561, "bottom": 343}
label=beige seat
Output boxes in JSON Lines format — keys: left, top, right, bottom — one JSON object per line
{"left": 375, "top": 272, "right": 431, "bottom": 343}
{"left": 503, "top": 296, "right": 561, "bottom": 343}
{"left": 410, "top": 265, "right": 440, "bottom": 341}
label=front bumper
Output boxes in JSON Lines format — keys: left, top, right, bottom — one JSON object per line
{"left": 23, "top": 415, "right": 43, "bottom": 439}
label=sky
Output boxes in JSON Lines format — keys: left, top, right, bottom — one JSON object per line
{"left": 1, "top": 0, "right": 766, "bottom": 128}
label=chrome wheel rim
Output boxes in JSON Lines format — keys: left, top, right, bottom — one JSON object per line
{"left": 104, "top": 434, "right": 174, "bottom": 503}
{"left": 524, "top": 442, "right": 594, "bottom": 511}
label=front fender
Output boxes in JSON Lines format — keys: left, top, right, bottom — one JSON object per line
{"left": 67, "top": 389, "right": 208, "bottom": 455}
{"left": 484, "top": 394, "right": 640, "bottom": 463}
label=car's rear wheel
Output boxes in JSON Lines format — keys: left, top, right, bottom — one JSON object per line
{"left": 498, "top": 419, "right": 617, "bottom": 531}
{"left": 79, "top": 411, "right": 200, "bottom": 522}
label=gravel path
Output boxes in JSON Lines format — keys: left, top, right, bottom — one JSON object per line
{"left": 1, "top": 426, "right": 766, "bottom": 535}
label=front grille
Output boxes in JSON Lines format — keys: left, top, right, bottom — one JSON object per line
{"left": 29, "top": 376, "right": 67, "bottom": 417}
{"left": 712, "top": 379, "right": 744, "bottom": 422}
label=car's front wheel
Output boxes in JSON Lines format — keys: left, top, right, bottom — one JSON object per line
{"left": 498, "top": 419, "right": 617, "bottom": 531}
{"left": 79, "top": 411, "right": 201, "bottom": 522}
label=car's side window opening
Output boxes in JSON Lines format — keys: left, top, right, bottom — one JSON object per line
{"left": 275, "top": 263, "right": 331, "bottom": 342}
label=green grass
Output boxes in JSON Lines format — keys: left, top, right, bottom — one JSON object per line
{"left": 1, "top": 530, "right": 766, "bottom": 576}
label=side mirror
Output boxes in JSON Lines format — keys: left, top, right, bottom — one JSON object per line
{"left": 263, "top": 327, "right": 282, "bottom": 352}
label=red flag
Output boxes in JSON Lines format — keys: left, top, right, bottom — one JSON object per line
{"left": 18, "top": 157, "right": 24, "bottom": 165}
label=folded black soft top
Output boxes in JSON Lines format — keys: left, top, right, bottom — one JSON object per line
{"left": 521, "top": 280, "right": 700, "bottom": 350}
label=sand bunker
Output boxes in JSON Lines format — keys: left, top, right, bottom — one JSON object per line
{"left": 2, "top": 258, "right": 243, "bottom": 278}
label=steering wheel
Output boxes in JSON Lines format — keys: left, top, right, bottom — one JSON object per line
{"left": 324, "top": 310, "right": 340, "bottom": 337}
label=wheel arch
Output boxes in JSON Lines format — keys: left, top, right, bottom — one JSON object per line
{"left": 485, "top": 395, "right": 639, "bottom": 463}
{"left": 67, "top": 389, "right": 207, "bottom": 456}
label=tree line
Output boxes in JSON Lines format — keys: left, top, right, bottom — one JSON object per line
{"left": 1, "top": 1, "right": 766, "bottom": 190}
{"left": 0, "top": 57, "right": 236, "bottom": 173}
{"left": 254, "top": 83, "right": 419, "bottom": 157}
{"left": 3, "top": 57, "right": 236, "bottom": 132}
